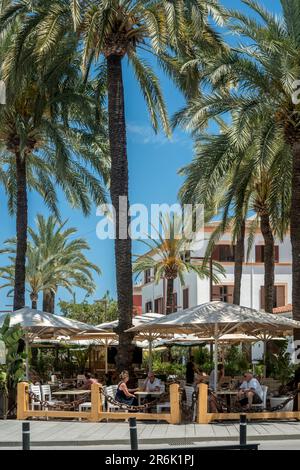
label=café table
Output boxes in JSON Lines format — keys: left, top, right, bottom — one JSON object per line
{"left": 52, "top": 389, "right": 91, "bottom": 402}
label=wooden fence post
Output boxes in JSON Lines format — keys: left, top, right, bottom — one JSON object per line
{"left": 90, "top": 383, "right": 101, "bottom": 422}
{"left": 170, "top": 383, "right": 180, "bottom": 424}
{"left": 197, "top": 383, "right": 209, "bottom": 424}
{"left": 17, "top": 382, "right": 28, "bottom": 420}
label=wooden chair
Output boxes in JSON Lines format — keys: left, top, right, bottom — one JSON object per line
{"left": 29, "top": 384, "right": 42, "bottom": 410}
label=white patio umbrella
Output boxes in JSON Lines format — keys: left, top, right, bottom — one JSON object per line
{"left": 126, "top": 301, "right": 300, "bottom": 390}
{"left": 76, "top": 313, "right": 167, "bottom": 372}
{"left": 0, "top": 308, "right": 104, "bottom": 380}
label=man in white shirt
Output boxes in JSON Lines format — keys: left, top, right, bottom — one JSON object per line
{"left": 237, "top": 371, "right": 263, "bottom": 409}
{"left": 142, "top": 372, "right": 162, "bottom": 392}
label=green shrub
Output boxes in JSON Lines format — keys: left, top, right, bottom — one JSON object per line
{"left": 152, "top": 360, "right": 185, "bottom": 378}
{"left": 224, "top": 346, "right": 250, "bottom": 376}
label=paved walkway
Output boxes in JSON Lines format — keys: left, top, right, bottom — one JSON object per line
{"left": 1, "top": 420, "right": 300, "bottom": 447}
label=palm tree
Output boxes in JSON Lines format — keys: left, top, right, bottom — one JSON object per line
{"left": 0, "top": 29, "right": 108, "bottom": 312}
{"left": 133, "top": 214, "right": 224, "bottom": 314}
{"left": 0, "top": 215, "right": 101, "bottom": 312}
{"left": 179, "top": 128, "right": 248, "bottom": 306}
{"left": 174, "top": 0, "right": 300, "bottom": 334}
{"left": 179, "top": 123, "right": 291, "bottom": 312}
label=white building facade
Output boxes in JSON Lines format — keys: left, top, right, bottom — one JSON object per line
{"left": 140, "top": 221, "right": 293, "bottom": 360}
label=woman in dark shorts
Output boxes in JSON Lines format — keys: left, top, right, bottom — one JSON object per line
{"left": 115, "top": 370, "right": 138, "bottom": 406}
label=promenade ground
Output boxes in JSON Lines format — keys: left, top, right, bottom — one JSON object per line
{"left": 1, "top": 420, "right": 300, "bottom": 447}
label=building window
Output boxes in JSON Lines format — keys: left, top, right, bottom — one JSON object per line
{"left": 183, "top": 288, "right": 189, "bottom": 309}
{"left": 212, "top": 245, "right": 235, "bottom": 262}
{"left": 145, "top": 301, "right": 153, "bottom": 313}
{"left": 260, "top": 285, "right": 285, "bottom": 309}
{"left": 255, "top": 246, "right": 279, "bottom": 263}
{"left": 212, "top": 285, "right": 234, "bottom": 303}
{"left": 154, "top": 297, "right": 164, "bottom": 314}
{"left": 144, "top": 269, "right": 151, "bottom": 284}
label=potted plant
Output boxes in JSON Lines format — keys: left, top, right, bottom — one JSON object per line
{"left": 0, "top": 315, "right": 26, "bottom": 417}
{"left": 268, "top": 346, "right": 295, "bottom": 411}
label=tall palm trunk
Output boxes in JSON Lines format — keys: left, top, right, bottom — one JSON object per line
{"left": 166, "top": 278, "right": 174, "bottom": 315}
{"left": 260, "top": 212, "right": 274, "bottom": 313}
{"left": 30, "top": 292, "right": 38, "bottom": 309}
{"left": 107, "top": 54, "right": 134, "bottom": 371}
{"left": 291, "top": 142, "right": 300, "bottom": 341}
{"left": 43, "top": 289, "right": 55, "bottom": 313}
{"left": 233, "top": 219, "right": 245, "bottom": 305}
{"left": 14, "top": 151, "right": 27, "bottom": 311}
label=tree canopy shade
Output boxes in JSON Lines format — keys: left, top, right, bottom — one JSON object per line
{"left": 0, "top": 17, "right": 108, "bottom": 312}
{"left": 175, "top": 0, "right": 300, "bottom": 332}
{"left": 179, "top": 120, "right": 291, "bottom": 312}
{"left": 0, "top": 0, "right": 227, "bottom": 370}
{"left": 59, "top": 293, "right": 118, "bottom": 326}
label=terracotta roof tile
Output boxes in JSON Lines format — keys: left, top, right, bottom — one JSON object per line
{"left": 272, "top": 304, "right": 292, "bottom": 314}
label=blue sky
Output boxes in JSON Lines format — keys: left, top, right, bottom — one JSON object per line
{"left": 0, "top": 0, "right": 282, "bottom": 311}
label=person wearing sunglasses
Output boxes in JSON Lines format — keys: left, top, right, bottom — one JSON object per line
{"left": 237, "top": 371, "right": 263, "bottom": 409}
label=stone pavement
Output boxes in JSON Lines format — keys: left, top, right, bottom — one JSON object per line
{"left": 1, "top": 420, "right": 300, "bottom": 447}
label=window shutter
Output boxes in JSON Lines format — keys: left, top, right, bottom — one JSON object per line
{"left": 172, "top": 292, "right": 177, "bottom": 313}
{"left": 228, "top": 286, "right": 234, "bottom": 303}
{"left": 255, "top": 246, "right": 263, "bottom": 262}
{"left": 260, "top": 286, "right": 265, "bottom": 309}
{"left": 276, "top": 286, "right": 285, "bottom": 307}
{"left": 144, "top": 269, "right": 151, "bottom": 284}
{"left": 212, "top": 246, "right": 220, "bottom": 261}
{"left": 183, "top": 288, "right": 189, "bottom": 309}
{"left": 212, "top": 285, "right": 220, "bottom": 301}
{"left": 154, "top": 298, "right": 163, "bottom": 314}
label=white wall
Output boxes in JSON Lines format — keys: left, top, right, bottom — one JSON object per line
{"left": 140, "top": 229, "right": 292, "bottom": 313}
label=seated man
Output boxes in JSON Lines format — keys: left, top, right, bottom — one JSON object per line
{"left": 237, "top": 371, "right": 263, "bottom": 409}
{"left": 142, "top": 372, "right": 162, "bottom": 393}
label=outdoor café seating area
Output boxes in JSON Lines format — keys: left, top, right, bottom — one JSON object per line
{"left": 2, "top": 303, "right": 300, "bottom": 424}
{"left": 20, "top": 359, "right": 300, "bottom": 423}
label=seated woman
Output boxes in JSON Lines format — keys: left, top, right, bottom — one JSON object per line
{"left": 115, "top": 370, "right": 138, "bottom": 407}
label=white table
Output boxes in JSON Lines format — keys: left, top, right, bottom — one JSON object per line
{"left": 52, "top": 389, "right": 91, "bottom": 401}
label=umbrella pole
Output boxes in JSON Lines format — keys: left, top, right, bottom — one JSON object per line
{"left": 214, "top": 324, "right": 219, "bottom": 392}
{"left": 263, "top": 339, "right": 267, "bottom": 378}
{"left": 105, "top": 339, "right": 108, "bottom": 374}
{"left": 25, "top": 333, "right": 29, "bottom": 381}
